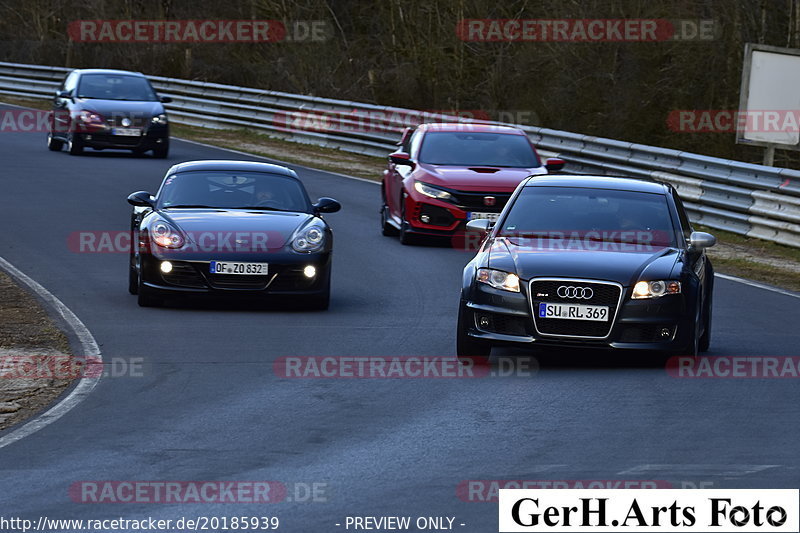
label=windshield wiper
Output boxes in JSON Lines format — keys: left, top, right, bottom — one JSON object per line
{"left": 228, "top": 206, "right": 290, "bottom": 212}
{"left": 164, "top": 204, "right": 216, "bottom": 209}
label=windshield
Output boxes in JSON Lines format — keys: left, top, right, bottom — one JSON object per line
{"left": 418, "top": 131, "right": 540, "bottom": 167}
{"left": 157, "top": 171, "right": 312, "bottom": 212}
{"left": 77, "top": 74, "right": 158, "bottom": 101}
{"left": 499, "top": 186, "right": 678, "bottom": 248}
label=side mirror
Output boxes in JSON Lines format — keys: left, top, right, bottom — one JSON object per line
{"left": 56, "top": 89, "right": 72, "bottom": 99}
{"left": 688, "top": 231, "right": 716, "bottom": 249}
{"left": 160, "top": 96, "right": 173, "bottom": 103}
{"left": 466, "top": 219, "right": 492, "bottom": 233}
{"left": 313, "top": 197, "right": 341, "bottom": 214}
{"left": 545, "top": 158, "right": 565, "bottom": 172}
{"left": 396, "top": 127, "right": 414, "bottom": 147}
{"left": 389, "top": 152, "right": 414, "bottom": 167}
{"left": 127, "top": 191, "right": 155, "bottom": 208}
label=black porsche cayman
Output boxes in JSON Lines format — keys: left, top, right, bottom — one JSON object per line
{"left": 127, "top": 160, "right": 340, "bottom": 309}
{"left": 457, "top": 175, "right": 716, "bottom": 358}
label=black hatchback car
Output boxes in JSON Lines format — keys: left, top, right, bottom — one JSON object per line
{"left": 127, "top": 160, "right": 341, "bottom": 309}
{"left": 457, "top": 175, "right": 716, "bottom": 359}
{"left": 48, "top": 69, "right": 171, "bottom": 157}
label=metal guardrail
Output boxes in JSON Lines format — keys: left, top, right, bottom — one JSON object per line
{"left": 1, "top": 60, "right": 799, "bottom": 247}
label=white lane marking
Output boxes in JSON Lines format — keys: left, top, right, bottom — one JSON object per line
{"left": 617, "top": 464, "right": 780, "bottom": 477}
{"left": 715, "top": 272, "right": 800, "bottom": 300}
{"left": 173, "top": 137, "right": 381, "bottom": 186}
{"left": 0, "top": 256, "right": 101, "bottom": 449}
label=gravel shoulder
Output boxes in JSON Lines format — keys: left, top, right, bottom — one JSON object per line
{"left": 0, "top": 270, "right": 74, "bottom": 431}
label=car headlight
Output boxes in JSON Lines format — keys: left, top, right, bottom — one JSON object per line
{"left": 414, "top": 181, "right": 454, "bottom": 202}
{"left": 477, "top": 268, "right": 520, "bottom": 292}
{"left": 292, "top": 224, "right": 325, "bottom": 253}
{"left": 78, "top": 110, "right": 104, "bottom": 125}
{"left": 632, "top": 280, "right": 681, "bottom": 299}
{"left": 151, "top": 113, "right": 168, "bottom": 124}
{"left": 150, "top": 220, "right": 184, "bottom": 248}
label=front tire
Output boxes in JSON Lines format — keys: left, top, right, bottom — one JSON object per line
{"left": 137, "top": 275, "right": 161, "bottom": 307}
{"left": 152, "top": 142, "right": 169, "bottom": 159}
{"left": 456, "top": 301, "right": 491, "bottom": 362}
{"left": 698, "top": 277, "right": 713, "bottom": 352}
{"left": 381, "top": 204, "right": 398, "bottom": 236}
{"left": 47, "top": 133, "right": 64, "bottom": 151}
{"left": 67, "top": 134, "right": 83, "bottom": 155}
{"left": 399, "top": 195, "right": 416, "bottom": 245}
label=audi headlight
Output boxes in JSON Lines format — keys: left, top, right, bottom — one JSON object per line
{"left": 151, "top": 113, "right": 168, "bottom": 124}
{"left": 414, "top": 181, "right": 454, "bottom": 202}
{"left": 477, "top": 268, "right": 520, "bottom": 292}
{"left": 292, "top": 224, "right": 325, "bottom": 253}
{"left": 632, "top": 280, "right": 681, "bottom": 299}
{"left": 150, "top": 220, "right": 184, "bottom": 248}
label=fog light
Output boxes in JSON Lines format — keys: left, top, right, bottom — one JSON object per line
{"left": 303, "top": 265, "right": 316, "bottom": 278}
{"left": 478, "top": 315, "right": 491, "bottom": 329}
{"left": 420, "top": 214, "right": 430, "bottom": 223}
{"left": 660, "top": 328, "right": 671, "bottom": 338}
{"left": 160, "top": 261, "right": 173, "bottom": 273}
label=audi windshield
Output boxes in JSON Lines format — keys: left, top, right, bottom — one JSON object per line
{"left": 498, "top": 186, "right": 679, "bottom": 248}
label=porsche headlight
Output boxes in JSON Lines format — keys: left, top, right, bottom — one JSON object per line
{"left": 477, "top": 268, "right": 520, "bottom": 292}
{"left": 151, "top": 113, "right": 168, "bottom": 124}
{"left": 414, "top": 181, "right": 454, "bottom": 202}
{"left": 292, "top": 224, "right": 325, "bottom": 253}
{"left": 150, "top": 220, "right": 184, "bottom": 248}
{"left": 632, "top": 280, "right": 681, "bottom": 299}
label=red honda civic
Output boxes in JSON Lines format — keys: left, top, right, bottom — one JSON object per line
{"left": 380, "top": 123, "right": 564, "bottom": 244}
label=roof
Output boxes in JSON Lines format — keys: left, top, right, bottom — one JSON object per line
{"left": 71, "top": 69, "right": 147, "bottom": 77}
{"left": 167, "top": 160, "right": 296, "bottom": 177}
{"left": 417, "top": 123, "right": 527, "bottom": 135}
{"left": 523, "top": 175, "right": 668, "bottom": 194}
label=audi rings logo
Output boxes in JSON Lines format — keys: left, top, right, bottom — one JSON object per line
{"left": 557, "top": 285, "right": 594, "bottom": 299}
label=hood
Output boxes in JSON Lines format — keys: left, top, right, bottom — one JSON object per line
{"left": 414, "top": 163, "right": 546, "bottom": 191}
{"left": 487, "top": 237, "right": 680, "bottom": 286}
{"left": 76, "top": 98, "right": 164, "bottom": 119}
{"left": 160, "top": 208, "right": 312, "bottom": 252}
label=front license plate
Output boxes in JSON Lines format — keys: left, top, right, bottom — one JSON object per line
{"left": 468, "top": 212, "right": 500, "bottom": 222}
{"left": 112, "top": 128, "right": 141, "bottom": 136}
{"left": 209, "top": 261, "right": 269, "bottom": 275}
{"left": 538, "top": 302, "right": 609, "bottom": 321}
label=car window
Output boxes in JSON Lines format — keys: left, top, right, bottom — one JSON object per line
{"left": 418, "top": 131, "right": 540, "bottom": 167}
{"left": 76, "top": 74, "right": 158, "bottom": 101}
{"left": 671, "top": 189, "right": 693, "bottom": 240}
{"left": 63, "top": 72, "right": 78, "bottom": 93}
{"left": 157, "top": 171, "right": 311, "bottom": 212}
{"left": 408, "top": 129, "right": 423, "bottom": 158}
{"left": 500, "top": 186, "right": 678, "bottom": 247}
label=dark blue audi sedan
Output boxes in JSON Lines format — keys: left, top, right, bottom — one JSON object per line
{"left": 457, "top": 175, "right": 716, "bottom": 359}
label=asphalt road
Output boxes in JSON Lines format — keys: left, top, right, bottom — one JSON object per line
{"left": 0, "top": 107, "right": 799, "bottom": 532}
